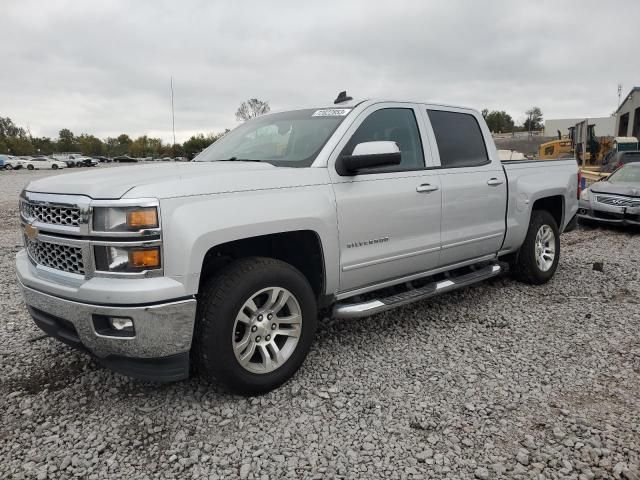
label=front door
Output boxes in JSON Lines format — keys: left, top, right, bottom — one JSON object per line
{"left": 328, "top": 104, "right": 442, "bottom": 294}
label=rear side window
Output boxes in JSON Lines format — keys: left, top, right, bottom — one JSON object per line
{"left": 428, "top": 110, "right": 489, "bottom": 168}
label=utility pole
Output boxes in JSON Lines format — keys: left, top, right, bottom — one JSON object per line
{"left": 617, "top": 84, "right": 622, "bottom": 109}
{"left": 171, "top": 76, "right": 176, "bottom": 147}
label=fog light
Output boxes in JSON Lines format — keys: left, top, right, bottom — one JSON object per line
{"left": 93, "top": 315, "right": 135, "bottom": 337}
{"left": 110, "top": 317, "right": 134, "bottom": 332}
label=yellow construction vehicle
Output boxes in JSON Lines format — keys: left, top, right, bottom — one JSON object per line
{"left": 538, "top": 138, "right": 573, "bottom": 159}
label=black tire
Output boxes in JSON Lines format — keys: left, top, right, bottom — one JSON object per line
{"left": 511, "top": 210, "right": 560, "bottom": 285}
{"left": 5, "top": 164, "right": 13, "bottom": 171}
{"left": 52, "top": 164, "right": 58, "bottom": 170}
{"left": 194, "top": 257, "right": 317, "bottom": 395}
{"left": 27, "top": 164, "right": 34, "bottom": 170}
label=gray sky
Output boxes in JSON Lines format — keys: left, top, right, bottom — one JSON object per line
{"left": 1, "top": 0, "right": 638, "bottom": 143}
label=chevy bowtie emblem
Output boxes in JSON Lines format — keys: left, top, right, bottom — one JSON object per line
{"left": 24, "top": 222, "right": 39, "bottom": 240}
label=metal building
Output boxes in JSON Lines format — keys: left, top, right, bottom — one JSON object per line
{"left": 615, "top": 87, "right": 640, "bottom": 138}
{"left": 544, "top": 117, "right": 614, "bottom": 138}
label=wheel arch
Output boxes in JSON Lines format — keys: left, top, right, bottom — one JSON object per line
{"left": 198, "top": 230, "right": 327, "bottom": 301}
{"left": 531, "top": 194, "right": 564, "bottom": 230}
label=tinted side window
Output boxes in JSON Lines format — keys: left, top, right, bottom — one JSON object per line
{"left": 342, "top": 108, "right": 425, "bottom": 172}
{"left": 428, "top": 110, "right": 489, "bottom": 168}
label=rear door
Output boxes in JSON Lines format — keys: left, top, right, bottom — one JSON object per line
{"left": 424, "top": 107, "right": 506, "bottom": 267}
{"left": 329, "top": 103, "right": 442, "bottom": 293}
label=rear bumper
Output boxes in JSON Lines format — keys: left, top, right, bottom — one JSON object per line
{"left": 19, "top": 280, "right": 196, "bottom": 382}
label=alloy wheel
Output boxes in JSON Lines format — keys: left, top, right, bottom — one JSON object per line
{"left": 232, "top": 287, "right": 302, "bottom": 374}
{"left": 535, "top": 224, "right": 556, "bottom": 272}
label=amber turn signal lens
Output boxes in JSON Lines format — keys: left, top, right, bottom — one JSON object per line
{"left": 128, "top": 248, "right": 160, "bottom": 268}
{"left": 127, "top": 208, "right": 158, "bottom": 228}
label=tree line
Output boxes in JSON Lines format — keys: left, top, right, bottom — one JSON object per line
{"left": 0, "top": 98, "right": 271, "bottom": 159}
{"left": 481, "top": 106, "right": 543, "bottom": 134}
{"left": 0, "top": 117, "right": 230, "bottom": 159}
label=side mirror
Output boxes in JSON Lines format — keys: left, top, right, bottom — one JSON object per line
{"left": 336, "top": 141, "right": 401, "bottom": 175}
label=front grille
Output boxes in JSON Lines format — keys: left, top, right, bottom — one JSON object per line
{"left": 25, "top": 236, "right": 85, "bottom": 275}
{"left": 21, "top": 201, "right": 81, "bottom": 226}
{"left": 595, "top": 195, "right": 640, "bottom": 208}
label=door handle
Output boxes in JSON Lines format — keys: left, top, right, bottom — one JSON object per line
{"left": 416, "top": 183, "right": 439, "bottom": 193}
{"left": 487, "top": 178, "right": 504, "bottom": 186}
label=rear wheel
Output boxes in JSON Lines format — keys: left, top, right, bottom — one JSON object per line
{"left": 4, "top": 164, "right": 12, "bottom": 170}
{"left": 194, "top": 257, "right": 317, "bottom": 395}
{"left": 511, "top": 210, "right": 560, "bottom": 284}
{"left": 27, "top": 164, "right": 34, "bottom": 170}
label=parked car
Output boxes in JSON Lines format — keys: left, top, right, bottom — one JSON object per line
{"left": 599, "top": 150, "right": 640, "bottom": 173}
{"left": 4, "top": 156, "right": 25, "bottom": 170}
{"left": 16, "top": 97, "right": 578, "bottom": 394}
{"left": 73, "top": 156, "right": 98, "bottom": 167}
{"left": 578, "top": 162, "right": 640, "bottom": 226}
{"left": 23, "top": 157, "right": 67, "bottom": 170}
{"left": 0, "top": 154, "right": 18, "bottom": 170}
{"left": 113, "top": 155, "right": 137, "bottom": 163}
{"left": 64, "top": 158, "right": 81, "bottom": 167}
{"left": 161, "top": 157, "right": 172, "bottom": 161}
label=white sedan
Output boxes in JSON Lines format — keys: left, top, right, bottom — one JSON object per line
{"left": 24, "top": 157, "right": 67, "bottom": 170}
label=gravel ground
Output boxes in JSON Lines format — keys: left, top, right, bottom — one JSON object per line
{"left": 1, "top": 168, "right": 639, "bottom": 479}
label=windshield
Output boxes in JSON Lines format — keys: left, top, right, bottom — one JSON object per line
{"left": 194, "top": 108, "right": 350, "bottom": 167}
{"left": 607, "top": 164, "right": 640, "bottom": 183}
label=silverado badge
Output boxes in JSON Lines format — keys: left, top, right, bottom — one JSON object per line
{"left": 346, "top": 236, "right": 389, "bottom": 248}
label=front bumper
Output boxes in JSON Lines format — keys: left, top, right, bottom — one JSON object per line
{"left": 578, "top": 198, "right": 640, "bottom": 226}
{"left": 17, "top": 252, "right": 197, "bottom": 382}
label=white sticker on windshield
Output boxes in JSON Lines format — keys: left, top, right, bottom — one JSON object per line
{"left": 312, "top": 108, "right": 351, "bottom": 117}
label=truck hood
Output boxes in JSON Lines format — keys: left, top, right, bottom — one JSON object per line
{"left": 25, "top": 162, "right": 329, "bottom": 199}
{"left": 590, "top": 181, "right": 640, "bottom": 197}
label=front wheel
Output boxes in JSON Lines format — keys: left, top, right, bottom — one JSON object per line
{"left": 4, "top": 164, "right": 13, "bottom": 170}
{"left": 27, "top": 164, "right": 34, "bottom": 170}
{"left": 194, "top": 257, "right": 317, "bottom": 395}
{"left": 52, "top": 164, "right": 58, "bottom": 170}
{"left": 511, "top": 210, "right": 560, "bottom": 284}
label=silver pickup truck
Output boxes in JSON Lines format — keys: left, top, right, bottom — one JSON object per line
{"left": 16, "top": 96, "right": 579, "bottom": 394}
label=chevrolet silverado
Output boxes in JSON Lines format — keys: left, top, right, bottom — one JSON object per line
{"left": 16, "top": 95, "right": 579, "bottom": 394}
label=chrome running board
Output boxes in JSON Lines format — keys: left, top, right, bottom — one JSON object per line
{"left": 332, "top": 263, "right": 502, "bottom": 319}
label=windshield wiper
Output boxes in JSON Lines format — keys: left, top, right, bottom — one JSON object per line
{"left": 218, "top": 157, "right": 263, "bottom": 162}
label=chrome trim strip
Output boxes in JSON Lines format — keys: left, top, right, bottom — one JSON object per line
{"left": 331, "top": 300, "right": 385, "bottom": 317}
{"left": 441, "top": 232, "right": 504, "bottom": 250}
{"left": 335, "top": 254, "right": 497, "bottom": 300}
{"left": 342, "top": 246, "right": 441, "bottom": 272}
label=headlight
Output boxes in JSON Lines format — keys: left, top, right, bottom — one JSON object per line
{"left": 94, "top": 245, "right": 161, "bottom": 272}
{"left": 93, "top": 206, "right": 158, "bottom": 232}
{"left": 580, "top": 188, "right": 590, "bottom": 201}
